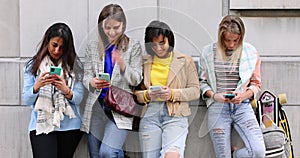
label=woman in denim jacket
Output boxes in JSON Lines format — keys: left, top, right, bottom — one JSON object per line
{"left": 198, "top": 15, "right": 265, "bottom": 158}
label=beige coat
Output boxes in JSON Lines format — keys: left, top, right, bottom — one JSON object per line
{"left": 135, "top": 51, "right": 200, "bottom": 116}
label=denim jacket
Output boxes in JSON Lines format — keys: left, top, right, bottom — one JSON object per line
{"left": 22, "top": 61, "right": 84, "bottom": 132}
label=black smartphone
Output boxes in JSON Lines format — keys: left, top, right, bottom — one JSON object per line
{"left": 224, "top": 93, "right": 235, "bottom": 99}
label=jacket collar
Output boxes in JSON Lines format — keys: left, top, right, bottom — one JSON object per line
{"left": 143, "top": 51, "right": 186, "bottom": 86}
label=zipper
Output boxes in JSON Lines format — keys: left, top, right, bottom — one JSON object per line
{"left": 263, "top": 129, "right": 284, "bottom": 135}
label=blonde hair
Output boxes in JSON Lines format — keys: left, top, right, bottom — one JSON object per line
{"left": 217, "top": 15, "right": 245, "bottom": 63}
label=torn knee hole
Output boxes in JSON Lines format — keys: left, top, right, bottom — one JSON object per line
{"left": 167, "top": 146, "right": 180, "bottom": 153}
{"left": 141, "top": 134, "right": 151, "bottom": 140}
{"left": 213, "top": 128, "right": 225, "bottom": 134}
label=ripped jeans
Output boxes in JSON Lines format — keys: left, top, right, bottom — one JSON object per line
{"left": 208, "top": 101, "right": 265, "bottom": 158}
{"left": 139, "top": 102, "right": 188, "bottom": 158}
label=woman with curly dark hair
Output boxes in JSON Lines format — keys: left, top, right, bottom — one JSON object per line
{"left": 135, "top": 20, "right": 200, "bottom": 158}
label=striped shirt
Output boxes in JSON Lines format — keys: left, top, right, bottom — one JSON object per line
{"left": 214, "top": 51, "right": 240, "bottom": 93}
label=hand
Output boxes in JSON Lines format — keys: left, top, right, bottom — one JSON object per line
{"left": 90, "top": 77, "right": 110, "bottom": 89}
{"left": 214, "top": 91, "right": 242, "bottom": 104}
{"left": 213, "top": 92, "right": 234, "bottom": 103}
{"left": 112, "top": 49, "right": 126, "bottom": 71}
{"left": 230, "top": 91, "right": 243, "bottom": 104}
{"left": 50, "top": 75, "right": 70, "bottom": 94}
{"left": 148, "top": 86, "right": 172, "bottom": 101}
{"left": 33, "top": 72, "right": 52, "bottom": 93}
{"left": 161, "top": 86, "right": 172, "bottom": 101}
{"left": 213, "top": 92, "right": 227, "bottom": 103}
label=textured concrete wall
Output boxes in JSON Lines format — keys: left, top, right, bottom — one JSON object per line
{"left": 0, "top": 0, "right": 19, "bottom": 57}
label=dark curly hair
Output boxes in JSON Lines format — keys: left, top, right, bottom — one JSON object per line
{"left": 144, "top": 20, "right": 175, "bottom": 56}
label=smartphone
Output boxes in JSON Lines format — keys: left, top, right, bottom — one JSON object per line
{"left": 49, "top": 66, "right": 62, "bottom": 76}
{"left": 98, "top": 73, "right": 111, "bottom": 82}
{"left": 149, "top": 86, "right": 162, "bottom": 92}
{"left": 224, "top": 93, "right": 235, "bottom": 99}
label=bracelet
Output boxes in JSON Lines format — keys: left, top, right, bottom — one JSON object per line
{"left": 144, "top": 90, "right": 150, "bottom": 103}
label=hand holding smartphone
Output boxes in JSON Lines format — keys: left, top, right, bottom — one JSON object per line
{"left": 49, "top": 66, "right": 62, "bottom": 80}
{"left": 49, "top": 66, "right": 62, "bottom": 76}
{"left": 149, "top": 86, "right": 162, "bottom": 92}
{"left": 98, "top": 73, "right": 111, "bottom": 82}
{"left": 223, "top": 93, "right": 235, "bottom": 99}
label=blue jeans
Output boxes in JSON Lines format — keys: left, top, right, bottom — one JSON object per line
{"left": 139, "top": 102, "right": 188, "bottom": 158}
{"left": 208, "top": 101, "right": 265, "bottom": 158}
{"left": 87, "top": 119, "right": 128, "bottom": 158}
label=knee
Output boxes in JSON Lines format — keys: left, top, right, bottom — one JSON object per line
{"left": 99, "top": 149, "right": 111, "bottom": 158}
{"left": 252, "top": 143, "right": 266, "bottom": 158}
{"left": 99, "top": 143, "right": 122, "bottom": 158}
{"left": 252, "top": 146, "right": 266, "bottom": 158}
{"left": 164, "top": 146, "right": 181, "bottom": 158}
{"left": 99, "top": 150, "right": 121, "bottom": 158}
{"left": 212, "top": 128, "right": 226, "bottom": 136}
{"left": 210, "top": 128, "right": 226, "bottom": 145}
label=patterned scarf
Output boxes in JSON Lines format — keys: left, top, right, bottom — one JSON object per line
{"left": 35, "top": 56, "right": 76, "bottom": 135}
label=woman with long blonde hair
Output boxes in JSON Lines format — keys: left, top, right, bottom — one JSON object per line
{"left": 81, "top": 4, "right": 143, "bottom": 158}
{"left": 198, "top": 15, "right": 265, "bottom": 158}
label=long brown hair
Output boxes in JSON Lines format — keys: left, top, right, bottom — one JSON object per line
{"left": 27, "top": 22, "right": 83, "bottom": 80}
{"left": 97, "top": 4, "right": 129, "bottom": 60}
{"left": 217, "top": 15, "right": 245, "bottom": 63}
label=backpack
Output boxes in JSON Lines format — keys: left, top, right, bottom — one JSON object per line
{"left": 278, "top": 104, "right": 294, "bottom": 158}
{"left": 261, "top": 115, "right": 290, "bottom": 158}
{"left": 255, "top": 91, "right": 294, "bottom": 158}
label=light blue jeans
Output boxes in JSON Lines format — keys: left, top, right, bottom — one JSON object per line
{"left": 139, "top": 102, "right": 189, "bottom": 158}
{"left": 87, "top": 119, "right": 128, "bottom": 158}
{"left": 208, "top": 101, "right": 265, "bottom": 158}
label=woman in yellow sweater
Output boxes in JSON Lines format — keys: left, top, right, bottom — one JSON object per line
{"left": 135, "top": 20, "right": 200, "bottom": 158}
